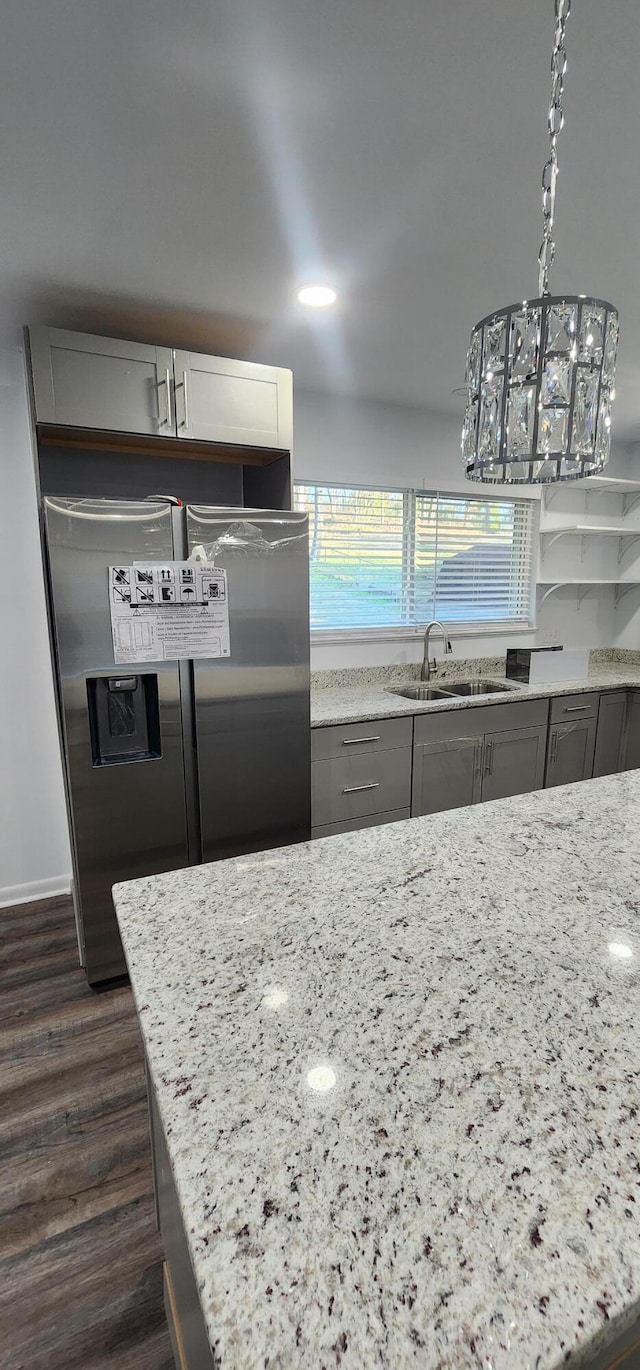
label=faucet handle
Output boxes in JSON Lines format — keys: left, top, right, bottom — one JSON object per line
{"left": 446, "top": 639, "right": 452, "bottom": 654}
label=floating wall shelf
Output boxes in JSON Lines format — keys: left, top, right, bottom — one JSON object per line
{"left": 536, "top": 580, "right": 640, "bottom": 608}
{"left": 544, "top": 476, "right": 640, "bottom": 515}
{"left": 539, "top": 526, "right": 640, "bottom": 562}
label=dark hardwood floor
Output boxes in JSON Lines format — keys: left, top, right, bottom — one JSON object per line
{"left": 0, "top": 894, "right": 173, "bottom": 1369}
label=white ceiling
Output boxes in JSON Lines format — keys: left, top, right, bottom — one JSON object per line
{"left": 2, "top": 0, "right": 640, "bottom": 436}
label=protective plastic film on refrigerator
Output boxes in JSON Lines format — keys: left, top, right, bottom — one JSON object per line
{"left": 44, "top": 498, "right": 310, "bottom": 983}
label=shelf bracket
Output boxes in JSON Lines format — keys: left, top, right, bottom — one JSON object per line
{"left": 614, "top": 583, "right": 640, "bottom": 608}
{"left": 576, "top": 583, "right": 593, "bottom": 609}
{"left": 538, "top": 583, "right": 564, "bottom": 605}
{"left": 618, "top": 534, "right": 640, "bottom": 564}
{"left": 541, "top": 529, "right": 571, "bottom": 551}
{"left": 623, "top": 493, "right": 640, "bottom": 518}
{"left": 543, "top": 487, "right": 565, "bottom": 509}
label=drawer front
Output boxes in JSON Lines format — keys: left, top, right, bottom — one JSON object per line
{"left": 549, "top": 691, "right": 599, "bottom": 723}
{"left": 312, "top": 716, "right": 412, "bottom": 761}
{"left": 413, "top": 696, "right": 548, "bottom": 744}
{"left": 311, "top": 748, "right": 412, "bottom": 826}
{"left": 311, "top": 808, "right": 410, "bottom": 840}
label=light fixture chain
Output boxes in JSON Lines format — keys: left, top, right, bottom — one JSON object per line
{"left": 538, "top": 0, "right": 571, "bottom": 296}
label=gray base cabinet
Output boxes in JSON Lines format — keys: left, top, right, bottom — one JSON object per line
{"left": 593, "top": 691, "right": 627, "bottom": 777}
{"left": 411, "top": 698, "right": 549, "bottom": 818}
{"left": 481, "top": 724, "right": 547, "bottom": 802}
{"left": 311, "top": 686, "right": 640, "bottom": 838}
{"left": 312, "top": 808, "right": 410, "bottom": 840}
{"left": 311, "top": 717, "right": 412, "bottom": 835}
{"left": 545, "top": 693, "right": 598, "bottom": 788}
{"left": 412, "top": 734, "right": 481, "bottom": 815}
{"left": 623, "top": 691, "right": 640, "bottom": 771}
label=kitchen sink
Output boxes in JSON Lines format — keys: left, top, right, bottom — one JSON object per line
{"left": 388, "top": 684, "right": 454, "bottom": 701}
{"left": 388, "top": 677, "right": 518, "bottom": 702}
{"left": 443, "top": 678, "right": 517, "bottom": 696}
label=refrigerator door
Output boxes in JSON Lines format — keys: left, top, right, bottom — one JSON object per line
{"left": 186, "top": 507, "right": 310, "bottom": 861}
{"left": 43, "top": 497, "right": 190, "bottom": 982}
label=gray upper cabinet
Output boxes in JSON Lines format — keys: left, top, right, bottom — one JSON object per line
{"left": 480, "top": 724, "right": 547, "bottom": 803}
{"left": 412, "top": 735, "right": 482, "bottom": 816}
{"left": 28, "top": 327, "right": 293, "bottom": 451}
{"left": 593, "top": 691, "right": 627, "bottom": 777}
{"left": 29, "top": 327, "right": 174, "bottom": 436}
{"left": 173, "top": 350, "right": 293, "bottom": 450}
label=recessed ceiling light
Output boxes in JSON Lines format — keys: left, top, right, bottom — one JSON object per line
{"left": 296, "top": 285, "right": 337, "bottom": 308}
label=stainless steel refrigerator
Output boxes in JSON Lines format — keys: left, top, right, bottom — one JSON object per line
{"left": 43, "top": 497, "right": 310, "bottom": 984}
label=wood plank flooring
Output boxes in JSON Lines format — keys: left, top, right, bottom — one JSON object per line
{"left": 0, "top": 894, "right": 173, "bottom": 1370}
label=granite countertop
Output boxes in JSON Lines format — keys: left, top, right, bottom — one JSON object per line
{"left": 310, "top": 654, "right": 640, "bottom": 727}
{"left": 114, "top": 771, "right": 640, "bottom": 1370}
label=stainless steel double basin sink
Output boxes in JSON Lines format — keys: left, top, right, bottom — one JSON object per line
{"left": 388, "top": 678, "right": 517, "bottom": 702}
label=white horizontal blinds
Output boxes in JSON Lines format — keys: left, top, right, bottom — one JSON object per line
{"left": 295, "top": 484, "right": 405, "bottom": 628}
{"left": 294, "top": 483, "right": 535, "bottom": 630}
{"left": 428, "top": 494, "right": 535, "bottom": 625}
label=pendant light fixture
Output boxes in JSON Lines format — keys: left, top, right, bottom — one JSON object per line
{"left": 462, "top": 0, "right": 618, "bottom": 485}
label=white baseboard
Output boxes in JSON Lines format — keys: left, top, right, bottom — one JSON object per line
{"left": 0, "top": 874, "right": 72, "bottom": 909}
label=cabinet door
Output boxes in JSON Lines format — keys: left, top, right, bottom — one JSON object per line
{"left": 545, "top": 717, "right": 597, "bottom": 788}
{"left": 173, "top": 350, "right": 293, "bottom": 449}
{"left": 29, "top": 326, "right": 175, "bottom": 435}
{"left": 593, "top": 692, "right": 627, "bottom": 777}
{"left": 623, "top": 690, "right": 640, "bottom": 771}
{"left": 481, "top": 725, "right": 547, "bottom": 803}
{"left": 411, "top": 736, "right": 482, "bottom": 816}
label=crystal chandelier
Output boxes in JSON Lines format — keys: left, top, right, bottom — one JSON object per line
{"left": 463, "top": 0, "right": 619, "bottom": 484}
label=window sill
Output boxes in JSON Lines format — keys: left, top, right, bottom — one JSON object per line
{"left": 311, "top": 623, "right": 537, "bottom": 645}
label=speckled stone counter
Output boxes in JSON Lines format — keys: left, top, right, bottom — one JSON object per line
{"left": 114, "top": 770, "right": 640, "bottom": 1370}
{"left": 310, "top": 654, "right": 640, "bottom": 727}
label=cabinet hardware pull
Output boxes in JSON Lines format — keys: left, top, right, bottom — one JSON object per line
{"left": 484, "top": 739, "right": 494, "bottom": 776}
{"left": 550, "top": 731, "right": 559, "bottom": 764}
{"left": 164, "top": 368, "right": 172, "bottom": 428}
{"left": 181, "top": 370, "right": 189, "bottom": 429}
{"left": 342, "top": 736, "right": 381, "bottom": 746}
{"left": 342, "top": 782, "right": 380, "bottom": 794}
{"left": 564, "top": 705, "right": 591, "bottom": 713}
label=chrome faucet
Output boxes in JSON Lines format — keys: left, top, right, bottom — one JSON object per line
{"left": 421, "top": 621, "right": 452, "bottom": 681}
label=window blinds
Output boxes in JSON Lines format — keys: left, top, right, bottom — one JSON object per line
{"left": 294, "top": 483, "right": 535, "bottom": 631}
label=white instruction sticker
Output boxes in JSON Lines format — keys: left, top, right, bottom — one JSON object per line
{"left": 108, "top": 562, "right": 230, "bottom": 664}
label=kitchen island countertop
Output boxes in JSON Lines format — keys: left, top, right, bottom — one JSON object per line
{"left": 114, "top": 770, "right": 640, "bottom": 1369}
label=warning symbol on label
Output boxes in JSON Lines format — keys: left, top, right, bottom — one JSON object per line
{"left": 201, "top": 573, "right": 225, "bottom": 601}
{"left": 112, "top": 584, "right": 131, "bottom": 604}
{"left": 159, "top": 567, "right": 175, "bottom": 584}
{"left": 135, "top": 569, "right": 154, "bottom": 586}
{"left": 112, "top": 568, "right": 130, "bottom": 585}
{"left": 160, "top": 585, "right": 176, "bottom": 602}
{"left": 136, "top": 586, "right": 155, "bottom": 604}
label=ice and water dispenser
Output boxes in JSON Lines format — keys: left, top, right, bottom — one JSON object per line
{"left": 86, "top": 674, "right": 161, "bottom": 766}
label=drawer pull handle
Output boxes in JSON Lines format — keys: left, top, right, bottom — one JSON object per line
{"left": 342, "top": 736, "right": 381, "bottom": 746}
{"left": 564, "top": 705, "right": 592, "bottom": 713}
{"left": 342, "top": 782, "right": 380, "bottom": 794}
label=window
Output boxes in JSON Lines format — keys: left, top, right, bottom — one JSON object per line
{"left": 294, "top": 483, "right": 535, "bottom": 633}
